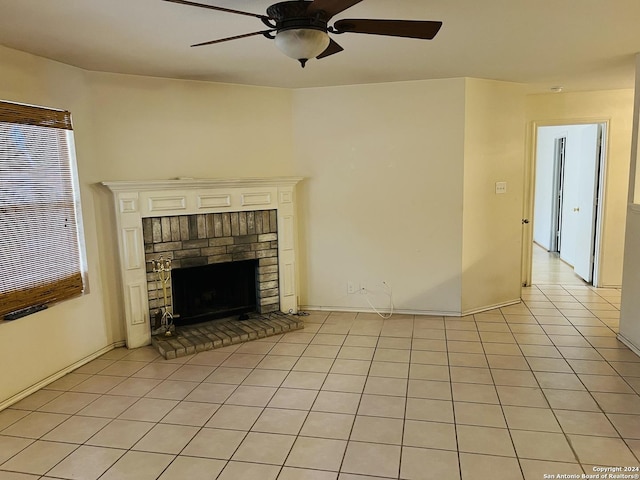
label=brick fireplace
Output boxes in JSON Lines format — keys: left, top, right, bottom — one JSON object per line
{"left": 103, "top": 178, "right": 302, "bottom": 349}
{"left": 142, "top": 210, "right": 281, "bottom": 324}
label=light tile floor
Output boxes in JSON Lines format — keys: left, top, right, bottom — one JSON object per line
{"left": 531, "top": 243, "right": 589, "bottom": 286}
{"left": 0, "top": 254, "right": 639, "bottom": 479}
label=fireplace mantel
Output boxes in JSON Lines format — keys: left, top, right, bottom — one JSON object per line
{"left": 103, "top": 177, "right": 304, "bottom": 193}
{"left": 102, "top": 177, "right": 303, "bottom": 348}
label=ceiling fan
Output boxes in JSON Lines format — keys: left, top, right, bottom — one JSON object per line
{"left": 162, "top": 0, "right": 443, "bottom": 67}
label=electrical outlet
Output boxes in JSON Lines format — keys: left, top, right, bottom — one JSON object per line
{"left": 347, "top": 281, "right": 356, "bottom": 294}
{"left": 359, "top": 283, "right": 366, "bottom": 294}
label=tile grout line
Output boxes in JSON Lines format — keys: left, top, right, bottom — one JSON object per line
{"left": 475, "top": 308, "right": 528, "bottom": 480}
{"left": 528, "top": 283, "right": 637, "bottom": 470}
{"left": 443, "top": 312, "right": 464, "bottom": 480}
{"left": 0, "top": 291, "right": 638, "bottom": 478}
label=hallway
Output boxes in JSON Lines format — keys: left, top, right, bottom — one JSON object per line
{"left": 531, "top": 243, "right": 590, "bottom": 286}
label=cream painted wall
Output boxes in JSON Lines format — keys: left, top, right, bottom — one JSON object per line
{"left": 85, "top": 72, "right": 294, "bottom": 345}
{"left": 526, "top": 89, "right": 635, "bottom": 287}
{"left": 461, "top": 79, "right": 526, "bottom": 313}
{"left": 0, "top": 45, "right": 294, "bottom": 405}
{"left": 0, "top": 46, "right": 113, "bottom": 405}
{"left": 619, "top": 55, "right": 640, "bottom": 355}
{"left": 632, "top": 55, "right": 640, "bottom": 206}
{"left": 86, "top": 72, "right": 294, "bottom": 182}
{"left": 620, "top": 207, "right": 640, "bottom": 354}
{"left": 292, "top": 79, "right": 466, "bottom": 314}
{"left": 6, "top": 39, "right": 631, "bottom": 406}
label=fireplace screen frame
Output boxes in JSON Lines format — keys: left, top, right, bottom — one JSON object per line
{"left": 171, "top": 259, "right": 259, "bottom": 324}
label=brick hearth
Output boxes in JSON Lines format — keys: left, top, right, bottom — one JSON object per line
{"left": 151, "top": 312, "right": 304, "bottom": 359}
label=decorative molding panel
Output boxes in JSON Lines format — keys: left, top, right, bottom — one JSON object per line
{"left": 148, "top": 196, "right": 187, "bottom": 212}
{"left": 198, "top": 194, "right": 232, "bottom": 209}
{"left": 283, "top": 262, "right": 295, "bottom": 297}
{"left": 280, "top": 191, "right": 293, "bottom": 204}
{"left": 241, "top": 192, "right": 272, "bottom": 206}
{"left": 127, "top": 283, "right": 147, "bottom": 325}
{"left": 122, "top": 228, "right": 142, "bottom": 270}
{"left": 119, "top": 198, "right": 138, "bottom": 213}
{"left": 281, "top": 215, "right": 294, "bottom": 251}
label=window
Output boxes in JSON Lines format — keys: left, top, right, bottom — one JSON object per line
{"left": 0, "top": 101, "right": 85, "bottom": 318}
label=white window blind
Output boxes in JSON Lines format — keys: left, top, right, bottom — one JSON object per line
{"left": 0, "top": 101, "right": 84, "bottom": 318}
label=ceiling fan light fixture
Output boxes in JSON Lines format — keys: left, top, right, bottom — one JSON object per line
{"left": 274, "top": 28, "right": 330, "bottom": 67}
{"left": 166, "top": 0, "right": 443, "bottom": 68}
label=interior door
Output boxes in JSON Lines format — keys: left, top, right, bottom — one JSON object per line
{"left": 550, "top": 137, "right": 566, "bottom": 253}
{"left": 572, "top": 124, "right": 601, "bottom": 282}
{"left": 559, "top": 134, "right": 579, "bottom": 267}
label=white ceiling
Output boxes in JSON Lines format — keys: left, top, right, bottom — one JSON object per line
{"left": 0, "top": 0, "right": 639, "bottom": 91}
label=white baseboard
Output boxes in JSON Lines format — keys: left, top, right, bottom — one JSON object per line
{"left": 301, "top": 298, "right": 522, "bottom": 318}
{"left": 0, "top": 341, "right": 126, "bottom": 411}
{"left": 300, "top": 305, "right": 461, "bottom": 317}
{"left": 462, "top": 298, "right": 522, "bottom": 316}
{"left": 617, "top": 334, "right": 640, "bottom": 358}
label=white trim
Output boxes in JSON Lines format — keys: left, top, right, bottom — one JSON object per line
{"left": 303, "top": 298, "right": 522, "bottom": 318}
{"left": 523, "top": 119, "right": 611, "bottom": 288}
{"left": 301, "top": 306, "right": 464, "bottom": 317}
{"left": 462, "top": 298, "right": 522, "bottom": 316}
{"left": 0, "top": 342, "right": 125, "bottom": 411}
{"left": 103, "top": 177, "right": 304, "bottom": 192}
{"left": 617, "top": 333, "right": 640, "bottom": 358}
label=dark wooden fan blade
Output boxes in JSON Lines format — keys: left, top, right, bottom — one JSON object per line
{"left": 191, "top": 30, "right": 275, "bottom": 47}
{"left": 307, "top": 0, "right": 363, "bottom": 20}
{"left": 333, "top": 19, "right": 442, "bottom": 40}
{"left": 162, "top": 0, "right": 271, "bottom": 20}
{"left": 317, "top": 39, "right": 344, "bottom": 59}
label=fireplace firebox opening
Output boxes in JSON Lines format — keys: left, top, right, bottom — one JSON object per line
{"left": 172, "top": 260, "right": 258, "bottom": 324}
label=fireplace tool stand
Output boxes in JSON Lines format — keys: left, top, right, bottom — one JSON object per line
{"left": 150, "top": 256, "right": 175, "bottom": 337}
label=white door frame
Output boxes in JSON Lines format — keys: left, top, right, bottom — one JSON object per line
{"left": 521, "top": 119, "right": 610, "bottom": 287}
{"left": 550, "top": 136, "right": 567, "bottom": 253}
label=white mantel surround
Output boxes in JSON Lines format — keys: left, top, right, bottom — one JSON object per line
{"left": 102, "top": 177, "right": 303, "bottom": 348}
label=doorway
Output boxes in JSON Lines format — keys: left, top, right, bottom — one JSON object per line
{"left": 549, "top": 136, "right": 566, "bottom": 253}
{"left": 523, "top": 121, "right": 607, "bottom": 286}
